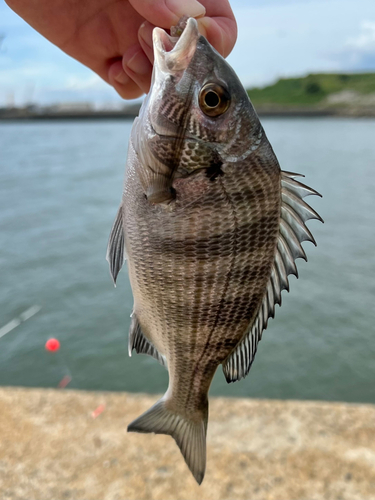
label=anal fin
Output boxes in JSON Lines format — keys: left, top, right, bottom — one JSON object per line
{"left": 129, "top": 314, "right": 167, "bottom": 368}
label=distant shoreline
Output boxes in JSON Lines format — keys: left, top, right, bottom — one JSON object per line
{"left": 2, "top": 72, "right": 374, "bottom": 121}
{"left": 1, "top": 107, "right": 375, "bottom": 121}
{"left": 0, "top": 109, "right": 139, "bottom": 121}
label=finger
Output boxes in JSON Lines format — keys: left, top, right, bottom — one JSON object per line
{"left": 128, "top": 0, "right": 206, "bottom": 29}
{"left": 134, "top": 0, "right": 237, "bottom": 60}
{"left": 197, "top": 15, "right": 237, "bottom": 58}
{"left": 107, "top": 59, "right": 144, "bottom": 99}
{"left": 138, "top": 21, "right": 155, "bottom": 65}
{"left": 123, "top": 45, "right": 153, "bottom": 95}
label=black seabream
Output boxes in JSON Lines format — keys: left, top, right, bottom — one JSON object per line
{"left": 107, "top": 18, "right": 323, "bottom": 484}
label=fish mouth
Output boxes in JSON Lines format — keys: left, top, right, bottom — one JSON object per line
{"left": 153, "top": 17, "right": 200, "bottom": 73}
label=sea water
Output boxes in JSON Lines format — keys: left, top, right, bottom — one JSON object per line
{"left": 0, "top": 117, "right": 374, "bottom": 403}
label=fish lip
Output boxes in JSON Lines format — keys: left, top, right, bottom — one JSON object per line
{"left": 153, "top": 17, "right": 200, "bottom": 72}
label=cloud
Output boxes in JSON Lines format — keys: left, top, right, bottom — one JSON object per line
{"left": 65, "top": 74, "right": 105, "bottom": 91}
{"left": 227, "top": 0, "right": 360, "bottom": 88}
{"left": 347, "top": 21, "right": 375, "bottom": 49}
{"left": 332, "top": 21, "right": 375, "bottom": 70}
{"left": 2, "top": 0, "right": 375, "bottom": 104}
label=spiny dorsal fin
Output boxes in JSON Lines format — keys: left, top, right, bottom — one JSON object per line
{"left": 129, "top": 313, "right": 167, "bottom": 368}
{"left": 223, "top": 171, "right": 323, "bottom": 383}
{"left": 106, "top": 204, "right": 126, "bottom": 285}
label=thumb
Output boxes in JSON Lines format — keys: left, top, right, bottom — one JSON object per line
{"left": 128, "top": 0, "right": 206, "bottom": 29}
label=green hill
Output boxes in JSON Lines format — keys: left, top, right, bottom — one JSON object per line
{"left": 247, "top": 73, "right": 375, "bottom": 106}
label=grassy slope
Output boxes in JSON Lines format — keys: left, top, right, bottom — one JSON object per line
{"left": 247, "top": 73, "right": 375, "bottom": 106}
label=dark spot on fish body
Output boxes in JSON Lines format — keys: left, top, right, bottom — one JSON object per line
{"left": 204, "top": 150, "right": 224, "bottom": 181}
{"left": 206, "top": 162, "right": 224, "bottom": 181}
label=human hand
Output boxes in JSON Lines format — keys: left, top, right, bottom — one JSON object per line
{"left": 5, "top": 0, "right": 237, "bottom": 99}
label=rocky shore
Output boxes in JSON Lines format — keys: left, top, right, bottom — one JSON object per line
{"left": 0, "top": 387, "right": 374, "bottom": 500}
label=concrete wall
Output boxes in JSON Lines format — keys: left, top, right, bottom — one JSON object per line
{"left": 0, "top": 388, "right": 374, "bottom": 499}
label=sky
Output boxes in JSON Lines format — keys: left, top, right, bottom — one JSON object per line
{"left": 0, "top": 0, "right": 375, "bottom": 106}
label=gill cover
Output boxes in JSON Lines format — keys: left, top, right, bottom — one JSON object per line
{"left": 134, "top": 18, "right": 200, "bottom": 204}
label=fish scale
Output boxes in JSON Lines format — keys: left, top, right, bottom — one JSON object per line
{"left": 107, "top": 18, "right": 323, "bottom": 484}
{"left": 125, "top": 140, "right": 280, "bottom": 462}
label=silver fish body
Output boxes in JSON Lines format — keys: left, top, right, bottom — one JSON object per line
{"left": 107, "top": 18, "right": 322, "bottom": 484}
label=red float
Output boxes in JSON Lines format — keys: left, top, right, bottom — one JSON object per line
{"left": 45, "top": 338, "right": 60, "bottom": 352}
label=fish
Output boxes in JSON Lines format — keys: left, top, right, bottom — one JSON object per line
{"left": 106, "top": 17, "right": 323, "bottom": 484}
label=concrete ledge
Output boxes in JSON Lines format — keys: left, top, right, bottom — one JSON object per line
{"left": 0, "top": 387, "right": 374, "bottom": 499}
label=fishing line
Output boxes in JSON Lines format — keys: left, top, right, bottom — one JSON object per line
{"left": 0, "top": 306, "right": 42, "bottom": 357}
{"left": 0, "top": 305, "right": 41, "bottom": 339}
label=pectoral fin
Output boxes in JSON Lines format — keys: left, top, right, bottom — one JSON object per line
{"left": 106, "top": 204, "right": 125, "bottom": 285}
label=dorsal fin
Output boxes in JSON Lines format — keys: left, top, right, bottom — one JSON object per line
{"left": 223, "top": 171, "right": 323, "bottom": 383}
{"left": 106, "top": 204, "right": 126, "bottom": 285}
{"left": 129, "top": 313, "right": 167, "bottom": 368}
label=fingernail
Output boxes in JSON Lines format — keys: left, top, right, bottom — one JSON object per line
{"left": 115, "top": 70, "right": 130, "bottom": 84}
{"left": 110, "top": 60, "right": 130, "bottom": 85}
{"left": 197, "top": 17, "right": 209, "bottom": 38}
{"left": 166, "top": 0, "right": 206, "bottom": 20}
{"left": 126, "top": 49, "right": 151, "bottom": 76}
{"left": 139, "top": 21, "right": 153, "bottom": 49}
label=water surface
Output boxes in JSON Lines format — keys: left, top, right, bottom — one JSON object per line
{"left": 0, "top": 118, "right": 374, "bottom": 403}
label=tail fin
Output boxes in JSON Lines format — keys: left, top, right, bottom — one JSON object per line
{"left": 128, "top": 396, "right": 208, "bottom": 484}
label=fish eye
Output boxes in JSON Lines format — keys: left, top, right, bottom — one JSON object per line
{"left": 199, "top": 83, "right": 230, "bottom": 117}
